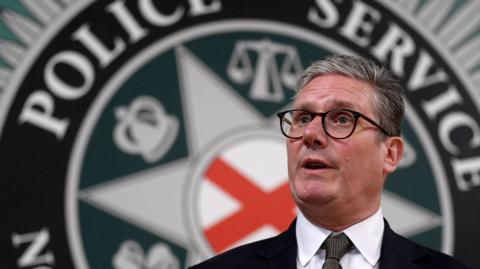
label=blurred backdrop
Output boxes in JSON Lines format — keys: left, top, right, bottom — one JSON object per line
{"left": 1, "top": 0, "right": 479, "bottom": 268}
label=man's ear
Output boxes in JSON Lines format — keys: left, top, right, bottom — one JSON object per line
{"left": 383, "top": 136, "right": 404, "bottom": 176}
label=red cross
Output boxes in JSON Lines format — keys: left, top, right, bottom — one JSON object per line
{"left": 203, "top": 157, "right": 296, "bottom": 253}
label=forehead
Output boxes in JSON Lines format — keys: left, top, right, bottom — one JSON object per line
{"left": 294, "top": 74, "right": 375, "bottom": 112}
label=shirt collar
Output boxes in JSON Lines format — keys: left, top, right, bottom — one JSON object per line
{"left": 296, "top": 208, "right": 384, "bottom": 267}
{"left": 296, "top": 211, "right": 331, "bottom": 266}
{"left": 343, "top": 208, "right": 384, "bottom": 266}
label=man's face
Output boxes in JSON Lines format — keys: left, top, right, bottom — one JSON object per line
{"left": 287, "top": 74, "right": 400, "bottom": 214}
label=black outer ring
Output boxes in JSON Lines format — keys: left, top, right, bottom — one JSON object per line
{"left": 0, "top": 0, "right": 478, "bottom": 268}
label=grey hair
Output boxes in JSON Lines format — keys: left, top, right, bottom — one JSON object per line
{"left": 297, "top": 55, "right": 405, "bottom": 137}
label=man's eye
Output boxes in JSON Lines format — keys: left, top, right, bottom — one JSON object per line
{"left": 330, "top": 112, "right": 353, "bottom": 125}
{"left": 299, "top": 115, "right": 311, "bottom": 123}
{"left": 293, "top": 113, "right": 311, "bottom": 124}
{"left": 337, "top": 115, "right": 350, "bottom": 124}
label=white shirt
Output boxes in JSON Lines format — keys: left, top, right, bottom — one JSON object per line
{"left": 296, "top": 208, "right": 384, "bottom": 269}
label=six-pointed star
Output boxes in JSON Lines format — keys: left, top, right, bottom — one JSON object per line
{"left": 80, "top": 46, "right": 441, "bottom": 261}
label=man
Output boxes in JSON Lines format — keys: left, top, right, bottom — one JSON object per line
{"left": 189, "top": 55, "right": 470, "bottom": 269}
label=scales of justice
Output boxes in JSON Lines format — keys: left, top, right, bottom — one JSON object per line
{"left": 226, "top": 39, "right": 304, "bottom": 102}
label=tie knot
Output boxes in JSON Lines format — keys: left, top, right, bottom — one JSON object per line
{"left": 322, "top": 233, "right": 353, "bottom": 262}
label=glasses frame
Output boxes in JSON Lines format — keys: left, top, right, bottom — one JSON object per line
{"left": 277, "top": 108, "right": 391, "bottom": 139}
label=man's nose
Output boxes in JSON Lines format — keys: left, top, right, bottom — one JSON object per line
{"left": 302, "top": 117, "right": 328, "bottom": 147}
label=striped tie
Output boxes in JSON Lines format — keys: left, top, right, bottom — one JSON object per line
{"left": 321, "top": 233, "right": 353, "bottom": 269}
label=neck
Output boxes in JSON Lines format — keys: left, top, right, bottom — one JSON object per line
{"left": 298, "top": 199, "right": 380, "bottom": 232}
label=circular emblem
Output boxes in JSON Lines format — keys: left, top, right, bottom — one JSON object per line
{"left": 185, "top": 128, "right": 295, "bottom": 257}
{"left": 1, "top": 1, "right": 479, "bottom": 268}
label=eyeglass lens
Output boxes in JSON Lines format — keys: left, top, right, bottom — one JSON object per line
{"left": 281, "top": 110, "right": 357, "bottom": 139}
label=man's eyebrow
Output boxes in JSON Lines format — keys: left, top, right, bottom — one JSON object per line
{"left": 295, "top": 99, "right": 357, "bottom": 111}
{"left": 325, "top": 100, "right": 356, "bottom": 110}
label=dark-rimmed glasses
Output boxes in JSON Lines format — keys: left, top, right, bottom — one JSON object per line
{"left": 277, "top": 109, "right": 391, "bottom": 139}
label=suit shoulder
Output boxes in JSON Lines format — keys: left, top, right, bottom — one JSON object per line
{"left": 388, "top": 230, "right": 471, "bottom": 269}
{"left": 188, "top": 236, "right": 277, "bottom": 269}
{"left": 416, "top": 244, "right": 471, "bottom": 269}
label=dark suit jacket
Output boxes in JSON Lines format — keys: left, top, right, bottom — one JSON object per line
{"left": 189, "top": 219, "right": 470, "bottom": 269}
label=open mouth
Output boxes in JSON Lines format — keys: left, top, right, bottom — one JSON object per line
{"left": 302, "top": 159, "right": 330, "bottom": 170}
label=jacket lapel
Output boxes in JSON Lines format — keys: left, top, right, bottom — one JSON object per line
{"left": 254, "top": 219, "right": 430, "bottom": 269}
{"left": 379, "top": 220, "right": 427, "bottom": 269}
{"left": 255, "top": 220, "right": 297, "bottom": 269}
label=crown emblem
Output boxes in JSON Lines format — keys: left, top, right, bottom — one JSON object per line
{"left": 113, "top": 96, "right": 179, "bottom": 163}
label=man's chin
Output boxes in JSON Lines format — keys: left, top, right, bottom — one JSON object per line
{"left": 293, "top": 189, "right": 335, "bottom": 207}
